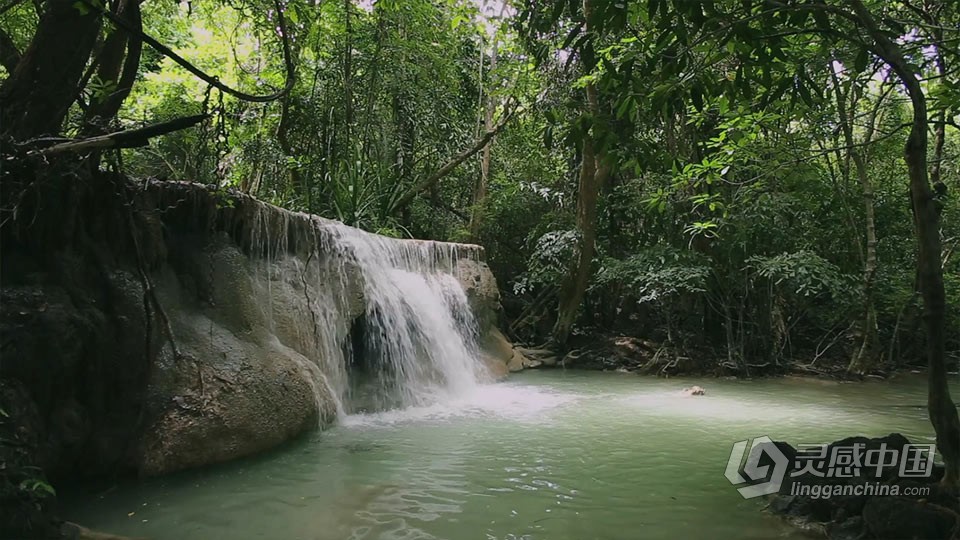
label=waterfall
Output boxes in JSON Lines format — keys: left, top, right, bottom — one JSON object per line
{"left": 322, "top": 223, "right": 489, "bottom": 414}
{"left": 246, "top": 212, "right": 492, "bottom": 416}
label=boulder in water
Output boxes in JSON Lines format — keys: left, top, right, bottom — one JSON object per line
{"left": 768, "top": 433, "right": 957, "bottom": 540}
{"left": 480, "top": 328, "right": 519, "bottom": 377}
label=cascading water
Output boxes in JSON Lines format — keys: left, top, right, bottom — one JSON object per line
{"left": 322, "top": 223, "right": 490, "bottom": 413}
{"left": 246, "top": 204, "right": 492, "bottom": 417}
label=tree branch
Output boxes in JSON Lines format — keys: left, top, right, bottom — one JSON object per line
{"left": 29, "top": 114, "right": 209, "bottom": 156}
{"left": 78, "top": 0, "right": 295, "bottom": 103}
{"left": 81, "top": 0, "right": 143, "bottom": 134}
{"left": 390, "top": 100, "right": 518, "bottom": 213}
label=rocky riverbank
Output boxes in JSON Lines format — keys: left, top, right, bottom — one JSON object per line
{"left": 507, "top": 331, "right": 939, "bottom": 380}
{"left": 766, "top": 433, "right": 958, "bottom": 540}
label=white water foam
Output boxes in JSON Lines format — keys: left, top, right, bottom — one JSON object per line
{"left": 319, "top": 222, "right": 490, "bottom": 414}
{"left": 340, "top": 382, "right": 580, "bottom": 427}
{"left": 245, "top": 207, "right": 495, "bottom": 417}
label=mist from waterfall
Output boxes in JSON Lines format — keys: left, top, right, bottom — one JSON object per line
{"left": 248, "top": 207, "right": 491, "bottom": 417}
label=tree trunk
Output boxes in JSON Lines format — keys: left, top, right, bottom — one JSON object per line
{"left": 930, "top": 42, "right": 947, "bottom": 191}
{"left": 0, "top": 26, "right": 22, "bottom": 73}
{"left": 81, "top": 0, "right": 143, "bottom": 136}
{"left": 393, "top": 94, "right": 412, "bottom": 179}
{"left": 552, "top": 0, "right": 610, "bottom": 347}
{"left": 360, "top": 9, "right": 386, "bottom": 164}
{"left": 0, "top": 0, "right": 102, "bottom": 140}
{"left": 342, "top": 0, "right": 353, "bottom": 141}
{"left": 830, "top": 69, "right": 881, "bottom": 374}
{"left": 390, "top": 121, "right": 506, "bottom": 213}
{"left": 848, "top": 0, "right": 960, "bottom": 486}
{"left": 469, "top": 41, "right": 497, "bottom": 240}
{"left": 907, "top": 105, "right": 960, "bottom": 486}
{"left": 277, "top": 92, "right": 305, "bottom": 204}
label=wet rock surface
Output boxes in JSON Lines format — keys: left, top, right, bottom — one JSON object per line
{"left": 767, "top": 433, "right": 959, "bottom": 540}
{"left": 1, "top": 180, "right": 516, "bottom": 483}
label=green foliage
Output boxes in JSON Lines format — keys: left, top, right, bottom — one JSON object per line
{"left": 595, "top": 247, "right": 710, "bottom": 304}
{"left": 747, "top": 251, "right": 853, "bottom": 300}
{"left": 3, "top": 0, "right": 958, "bottom": 367}
{"left": 18, "top": 478, "right": 56, "bottom": 498}
{"left": 504, "top": 0, "right": 960, "bottom": 364}
{"left": 514, "top": 229, "right": 579, "bottom": 295}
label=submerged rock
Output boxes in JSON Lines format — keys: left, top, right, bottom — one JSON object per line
{"left": 480, "top": 327, "right": 527, "bottom": 376}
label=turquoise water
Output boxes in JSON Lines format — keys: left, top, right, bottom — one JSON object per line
{"left": 62, "top": 371, "right": 950, "bottom": 540}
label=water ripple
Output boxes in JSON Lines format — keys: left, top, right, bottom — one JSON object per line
{"left": 62, "top": 372, "right": 949, "bottom": 540}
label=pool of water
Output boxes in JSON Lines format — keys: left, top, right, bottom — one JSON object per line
{"left": 62, "top": 371, "right": 951, "bottom": 540}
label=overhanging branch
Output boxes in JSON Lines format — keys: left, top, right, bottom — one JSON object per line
{"left": 389, "top": 102, "right": 516, "bottom": 213}
{"left": 79, "top": 0, "right": 296, "bottom": 103}
{"left": 29, "top": 114, "right": 209, "bottom": 156}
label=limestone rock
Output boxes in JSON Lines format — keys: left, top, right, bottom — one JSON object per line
{"left": 2, "top": 179, "right": 519, "bottom": 482}
{"left": 523, "top": 358, "right": 543, "bottom": 369}
{"left": 138, "top": 336, "right": 337, "bottom": 475}
{"left": 480, "top": 327, "right": 525, "bottom": 378}
{"left": 457, "top": 257, "right": 525, "bottom": 376}
{"left": 455, "top": 256, "right": 501, "bottom": 330}
{"left": 507, "top": 351, "right": 526, "bottom": 372}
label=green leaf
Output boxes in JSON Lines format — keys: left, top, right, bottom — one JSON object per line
{"left": 648, "top": 0, "right": 660, "bottom": 21}
{"left": 691, "top": 83, "right": 704, "bottom": 112}
{"left": 789, "top": 9, "right": 809, "bottom": 27}
{"left": 853, "top": 47, "right": 869, "bottom": 73}
{"left": 812, "top": 9, "right": 831, "bottom": 31}
{"left": 561, "top": 23, "right": 582, "bottom": 50}
{"left": 616, "top": 96, "right": 634, "bottom": 119}
{"left": 20, "top": 479, "right": 56, "bottom": 497}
